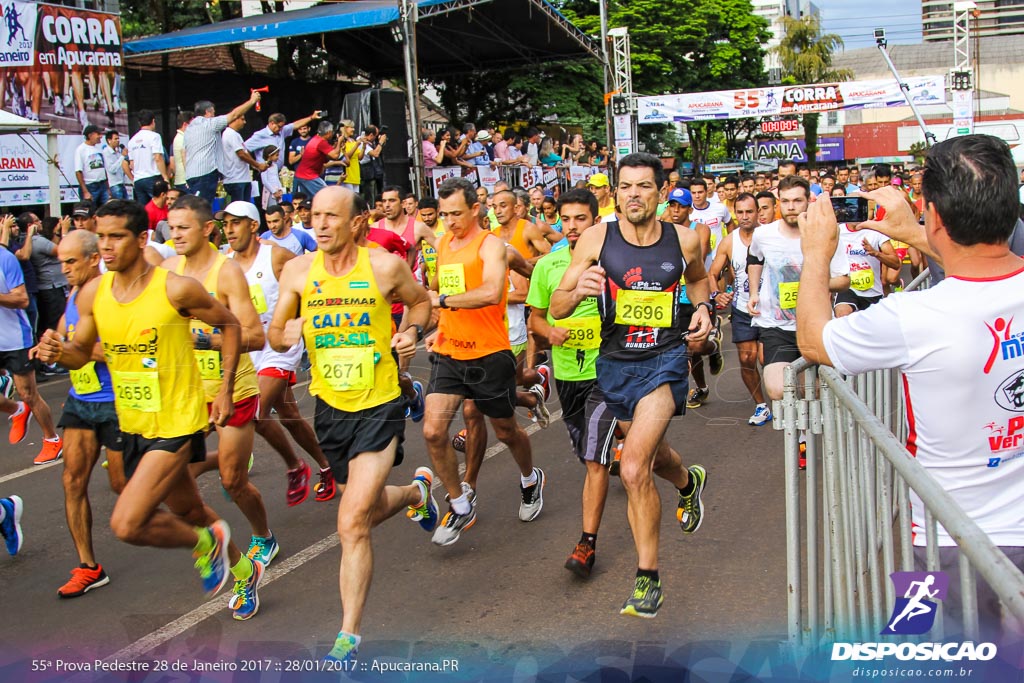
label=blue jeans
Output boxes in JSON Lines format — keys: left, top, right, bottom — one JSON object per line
{"left": 108, "top": 184, "right": 127, "bottom": 200}
{"left": 223, "top": 182, "right": 251, "bottom": 204}
{"left": 186, "top": 171, "right": 220, "bottom": 202}
{"left": 85, "top": 180, "right": 109, "bottom": 207}
{"left": 293, "top": 176, "right": 326, "bottom": 200}
{"left": 133, "top": 175, "right": 159, "bottom": 206}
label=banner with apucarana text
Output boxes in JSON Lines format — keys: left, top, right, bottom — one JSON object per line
{"left": 637, "top": 76, "right": 946, "bottom": 124}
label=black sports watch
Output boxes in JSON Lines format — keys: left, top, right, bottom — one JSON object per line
{"left": 410, "top": 324, "right": 424, "bottom": 341}
{"left": 438, "top": 294, "right": 450, "bottom": 309}
{"left": 697, "top": 301, "right": 714, "bottom": 316}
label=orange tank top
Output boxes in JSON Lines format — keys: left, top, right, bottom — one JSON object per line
{"left": 435, "top": 229, "right": 509, "bottom": 360}
{"left": 493, "top": 219, "right": 533, "bottom": 260}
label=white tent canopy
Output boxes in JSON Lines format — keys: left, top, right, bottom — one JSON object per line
{"left": 0, "top": 110, "right": 50, "bottom": 132}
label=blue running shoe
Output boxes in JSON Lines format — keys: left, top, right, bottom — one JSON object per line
{"left": 0, "top": 496, "right": 23, "bottom": 556}
{"left": 406, "top": 467, "right": 438, "bottom": 532}
{"left": 194, "top": 520, "right": 231, "bottom": 597}
{"left": 246, "top": 533, "right": 280, "bottom": 567}
{"left": 231, "top": 560, "right": 264, "bottom": 621}
{"left": 748, "top": 404, "right": 773, "bottom": 426}
{"left": 408, "top": 381, "right": 425, "bottom": 423}
{"left": 325, "top": 632, "right": 360, "bottom": 664}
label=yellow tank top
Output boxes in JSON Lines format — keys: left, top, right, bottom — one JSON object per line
{"left": 301, "top": 248, "right": 400, "bottom": 411}
{"left": 175, "top": 254, "right": 259, "bottom": 404}
{"left": 94, "top": 268, "right": 207, "bottom": 438}
{"left": 421, "top": 220, "right": 448, "bottom": 281}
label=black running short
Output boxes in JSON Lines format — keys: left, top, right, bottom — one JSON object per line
{"left": 759, "top": 327, "right": 801, "bottom": 366}
{"left": 121, "top": 431, "right": 206, "bottom": 481}
{"left": 427, "top": 350, "right": 518, "bottom": 419}
{"left": 834, "top": 290, "right": 882, "bottom": 312}
{"left": 58, "top": 395, "right": 123, "bottom": 452}
{"left": 0, "top": 348, "right": 32, "bottom": 376}
{"left": 555, "top": 378, "right": 617, "bottom": 465}
{"left": 313, "top": 396, "right": 405, "bottom": 485}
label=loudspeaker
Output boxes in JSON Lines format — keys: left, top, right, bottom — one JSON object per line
{"left": 372, "top": 89, "right": 411, "bottom": 191}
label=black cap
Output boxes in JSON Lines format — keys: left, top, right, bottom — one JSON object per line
{"left": 72, "top": 202, "right": 94, "bottom": 217}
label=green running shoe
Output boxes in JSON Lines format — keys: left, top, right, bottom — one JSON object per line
{"left": 677, "top": 465, "right": 707, "bottom": 534}
{"left": 620, "top": 575, "right": 664, "bottom": 618}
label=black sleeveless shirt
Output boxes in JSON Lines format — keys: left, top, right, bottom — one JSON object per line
{"left": 597, "top": 220, "right": 692, "bottom": 359}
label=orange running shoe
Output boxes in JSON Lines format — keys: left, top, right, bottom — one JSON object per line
{"left": 8, "top": 402, "right": 31, "bottom": 444}
{"left": 34, "top": 437, "right": 63, "bottom": 465}
{"left": 58, "top": 564, "right": 110, "bottom": 598}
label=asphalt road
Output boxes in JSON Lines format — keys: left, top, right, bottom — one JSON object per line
{"left": 0, "top": 335, "right": 791, "bottom": 682}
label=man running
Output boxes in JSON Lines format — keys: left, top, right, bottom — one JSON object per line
{"left": 268, "top": 185, "right": 435, "bottom": 664}
{"left": 35, "top": 199, "right": 263, "bottom": 620}
{"left": 550, "top": 153, "right": 712, "bottom": 618}
{"left": 526, "top": 188, "right": 616, "bottom": 579}
{"left": 260, "top": 205, "right": 317, "bottom": 256}
{"left": 423, "top": 178, "right": 544, "bottom": 547}
{"left": 164, "top": 196, "right": 279, "bottom": 572}
{"left": 834, "top": 216, "right": 900, "bottom": 317}
{"left": 706, "top": 193, "right": 771, "bottom": 425}
{"left": 222, "top": 201, "right": 336, "bottom": 505}
{"left": 39, "top": 231, "right": 124, "bottom": 598}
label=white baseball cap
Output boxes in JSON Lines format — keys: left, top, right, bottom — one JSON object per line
{"left": 223, "top": 201, "right": 260, "bottom": 223}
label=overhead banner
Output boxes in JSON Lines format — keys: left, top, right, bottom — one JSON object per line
{"left": 638, "top": 76, "right": 946, "bottom": 124}
{"left": 743, "top": 136, "right": 846, "bottom": 163}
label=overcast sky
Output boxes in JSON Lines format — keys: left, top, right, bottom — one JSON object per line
{"left": 816, "top": 0, "right": 923, "bottom": 51}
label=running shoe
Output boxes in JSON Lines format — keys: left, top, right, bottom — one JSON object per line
{"left": 407, "top": 380, "right": 425, "bottom": 423}
{"left": 451, "top": 428, "right": 467, "bottom": 453}
{"left": 406, "top": 466, "right": 439, "bottom": 532}
{"left": 527, "top": 384, "right": 550, "bottom": 428}
{"left": 58, "top": 564, "right": 110, "bottom": 598}
{"left": 0, "top": 496, "right": 23, "bottom": 556}
{"left": 286, "top": 461, "right": 311, "bottom": 507}
{"left": 314, "top": 467, "right": 337, "bottom": 502}
{"left": 536, "top": 364, "right": 552, "bottom": 401}
{"left": 34, "top": 437, "right": 63, "bottom": 465}
{"left": 246, "top": 534, "right": 280, "bottom": 567}
{"left": 708, "top": 318, "right": 724, "bottom": 376}
{"left": 799, "top": 441, "right": 807, "bottom": 470}
{"left": 519, "top": 467, "right": 545, "bottom": 522}
{"left": 325, "top": 632, "right": 360, "bottom": 664}
{"left": 620, "top": 575, "right": 664, "bottom": 618}
{"left": 194, "top": 520, "right": 231, "bottom": 597}
{"left": 8, "top": 402, "right": 32, "bottom": 444}
{"left": 231, "top": 560, "right": 264, "bottom": 621}
{"left": 685, "top": 387, "right": 709, "bottom": 409}
{"left": 748, "top": 404, "right": 773, "bottom": 426}
{"left": 608, "top": 443, "right": 623, "bottom": 477}
{"left": 0, "top": 371, "right": 13, "bottom": 400}
{"left": 432, "top": 503, "right": 477, "bottom": 546}
{"left": 565, "top": 542, "right": 595, "bottom": 579}
{"left": 676, "top": 465, "right": 707, "bottom": 534}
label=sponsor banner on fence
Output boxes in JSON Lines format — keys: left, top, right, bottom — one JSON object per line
{"left": 476, "top": 166, "right": 499, "bottom": 191}
{"left": 638, "top": 76, "right": 946, "bottom": 124}
{"left": 429, "top": 167, "right": 460, "bottom": 197}
{"left": 742, "top": 136, "right": 845, "bottom": 163}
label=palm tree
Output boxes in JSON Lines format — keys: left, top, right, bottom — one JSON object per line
{"left": 773, "top": 15, "right": 853, "bottom": 170}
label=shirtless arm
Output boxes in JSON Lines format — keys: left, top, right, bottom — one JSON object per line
{"left": 268, "top": 253, "right": 314, "bottom": 352}
{"left": 524, "top": 223, "right": 552, "bottom": 261}
{"left": 677, "top": 225, "right": 712, "bottom": 342}
{"left": 214, "top": 258, "right": 266, "bottom": 353}
{"left": 550, "top": 225, "right": 605, "bottom": 319}
{"left": 34, "top": 278, "right": 100, "bottom": 369}
{"left": 270, "top": 245, "right": 295, "bottom": 281}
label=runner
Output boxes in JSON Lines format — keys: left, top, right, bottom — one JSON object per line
{"left": 37, "top": 231, "right": 124, "bottom": 598}
{"left": 526, "top": 188, "right": 616, "bottom": 579}
{"left": 267, "top": 185, "right": 435, "bottom": 664}
{"left": 34, "top": 199, "right": 263, "bottom": 620}
{"left": 163, "top": 196, "right": 280, "bottom": 572}
{"left": 423, "top": 177, "right": 544, "bottom": 547}
{"left": 492, "top": 189, "right": 552, "bottom": 263}
{"left": 834, "top": 217, "right": 900, "bottom": 318}
{"left": 706, "top": 193, "right": 771, "bottom": 425}
{"left": 377, "top": 186, "right": 438, "bottom": 269}
{"left": 550, "top": 153, "right": 712, "bottom": 618}
{"left": 221, "top": 201, "right": 337, "bottom": 506}
{"left": 260, "top": 205, "right": 317, "bottom": 256}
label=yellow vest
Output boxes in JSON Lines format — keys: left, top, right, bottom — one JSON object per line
{"left": 94, "top": 267, "right": 207, "bottom": 438}
{"left": 302, "top": 248, "right": 400, "bottom": 411}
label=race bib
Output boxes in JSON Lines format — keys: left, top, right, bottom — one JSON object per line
{"left": 70, "top": 362, "right": 102, "bottom": 395}
{"left": 850, "top": 269, "right": 874, "bottom": 291}
{"left": 249, "top": 284, "right": 268, "bottom": 314}
{"left": 779, "top": 281, "right": 799, "bottom": 310}
{"left": 615, "top": 290, "right": 672, "bottom": 328}
{"left": 195, "top": 350, "right": 222, "bottom": 380}
{"left": 319, "top": 347, "right": 374, "bottom": 391}
{"left": 710, "top": 233, "right": 718, "bottom": 251}
{"left": 438, "top": 263, "right": 466, "bottom": 296}
{"left": 112, "top": 371, "right": 161, "bottom": 412}
{"left": 557, "top": 316, "right": 601, "bottom": 350}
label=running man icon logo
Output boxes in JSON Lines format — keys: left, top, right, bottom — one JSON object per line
{"left": 881, "top": 571, "right": 949, "bottom": 635}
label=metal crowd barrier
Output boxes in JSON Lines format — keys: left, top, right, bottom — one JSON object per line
{"left": 775, "top": 268, "right": 1024, "bottom": 652}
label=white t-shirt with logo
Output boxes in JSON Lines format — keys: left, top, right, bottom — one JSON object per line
{"left": 748, "top": 219, "right": 850, "bottom": 331}
{"left": 838, "top": 224, "right": 889, "bottom": 299}
{"left": 690, "top": 201, "right": 732, "bottom": 268}
{"left": 74, "top": 142, "right": 107, "bottom": 184}
{"left": 822, "top": 264, "right": 1024, "bottom": 546}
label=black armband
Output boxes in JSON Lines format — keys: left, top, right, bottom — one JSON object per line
{"left": 746, "top": 252, "right": 765, "bottom": 267}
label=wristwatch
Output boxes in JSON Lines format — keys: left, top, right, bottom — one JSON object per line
{"left": 438, "top": 294, "right": 449, "bottom": 309}
{"left": 195, "top": 330, "right": 213, "bottom": 350}
{"left": 697, "top": 301, "right": 714, "bottom": 316}
{"left": 410, "top": 324, "right": 424, "bottom": 341}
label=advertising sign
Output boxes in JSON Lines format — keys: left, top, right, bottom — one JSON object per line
{"left": 743, "top": 136, "right": 845, "bottom": 163}
{"left": 0, "top": 2, "right": 127, "bottom": 205}
{"left": 638, "top": 76, "right": 945, "bottom": 124}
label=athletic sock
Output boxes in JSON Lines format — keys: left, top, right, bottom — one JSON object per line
{"left": 678, "top": 475, "right": 696, "bottom": 497}
{"left": 337, "top": 631, "right": 362, "bottom": 650}
{"left": 520, "top": 470, "right": 538, "bottom": 488}
{"left": 44, "top": 436, "right": 60, "bottom": 443}
{"left": 637, "top": 568, "right": 660, "bottom": 583}
{"left": 414, "top": 479, "right": 428, "bottom": 508}
{"left": 231, "top": 555, "right": 254, "bottom": 580}
{"left": 193, "top": 527, "right": 214, "bottom": 555}
{"left": 451, "top": 493, "right": 471, "bottom": 516}
{"left": 580, "top": 532, "right": 596, "bottom": 549}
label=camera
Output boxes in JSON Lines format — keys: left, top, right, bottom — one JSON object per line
{"left": 831, "top": 197, "right": 869, "bottom": 224}
{"left": 874, "top": 28, "right": 886, "bottom": 47}
{"left": 317, "top": 110, "right": 328, "bottom": 118}
{"left": 380, "top": 125, "right": 389, "bottom": 135}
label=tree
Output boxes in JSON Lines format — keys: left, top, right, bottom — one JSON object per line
{"left": 773, "top": 15, "right": 852, "bottom": 170}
